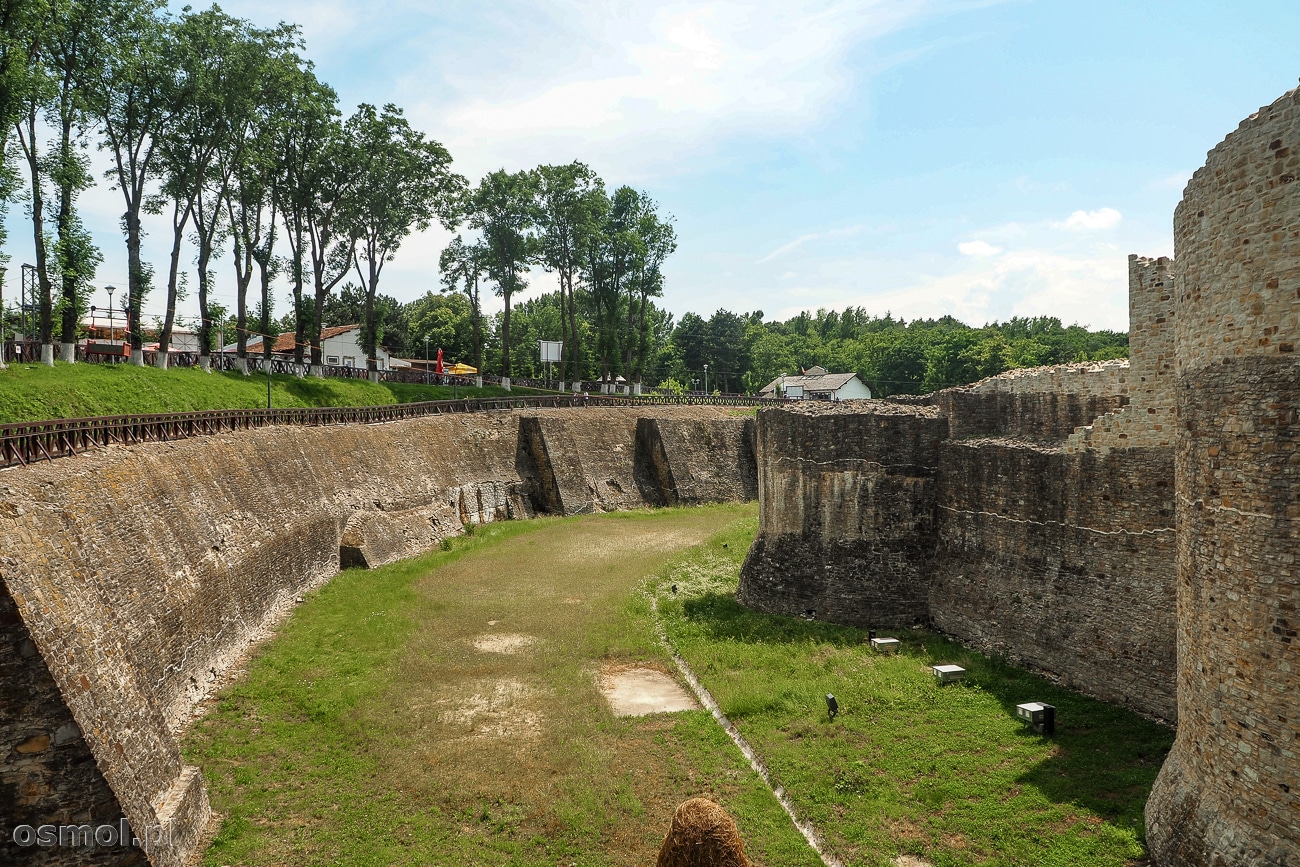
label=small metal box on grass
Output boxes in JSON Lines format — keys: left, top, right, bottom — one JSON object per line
{"left": 870, "top": 637, "right": 901, "bottom": 654}
{"left": 1016, "top": 702, "right": 1056, "bottom": 735}
{"left": 932, "top": 664, "right": 966, "bottom": 684}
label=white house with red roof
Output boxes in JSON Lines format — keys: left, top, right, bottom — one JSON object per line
{"left": 228, "top": 324, "right": 403, "bottom": 369}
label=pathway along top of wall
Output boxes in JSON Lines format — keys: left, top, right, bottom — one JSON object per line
{"left": 1144, "top": 84, "right": 1300, "bottom": 867}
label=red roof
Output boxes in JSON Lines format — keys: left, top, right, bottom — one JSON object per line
{"left": 246, "top": 324, "right": 360, "bottom": 354}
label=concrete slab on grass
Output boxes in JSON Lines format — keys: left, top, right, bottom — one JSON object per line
{"left": 601, "top": 667, "right": 699, "bottom": 717}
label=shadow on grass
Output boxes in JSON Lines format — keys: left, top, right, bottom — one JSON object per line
{"left": 678, "top": 590, "right": 1174, "bottom": 832}
{"left": 681, "top": 591, "right": 867, "bottom": 647}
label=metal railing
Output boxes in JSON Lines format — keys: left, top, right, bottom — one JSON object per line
{"left": 0, "top": 393, "right": 774, "bottom": 471}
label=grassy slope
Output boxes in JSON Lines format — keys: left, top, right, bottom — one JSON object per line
{"left": 0, "top": 363, "right": 538, "bottom": 423}
{"left": 185, "top": 507, "right": 821, "bottom": 867}
{"left": 657, "top": 515, "right": 1175, "bottom": 867}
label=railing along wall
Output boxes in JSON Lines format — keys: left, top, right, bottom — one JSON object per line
{"left": 0, "top": 394, "right": 773, "bottom": 471}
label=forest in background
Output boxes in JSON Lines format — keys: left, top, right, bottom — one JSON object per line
{"left": 305, "top": 287, "right": 1128, "bottom": 396}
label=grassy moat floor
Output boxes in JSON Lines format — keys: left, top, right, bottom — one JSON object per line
{"left": 184, "top": 505, "right": 1173, "bottom": 866}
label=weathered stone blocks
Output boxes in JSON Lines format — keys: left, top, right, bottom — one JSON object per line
{"left": 737, "top": 402, "right": 947, "bottom": 627}
{"left": 1145, "top": 85, "right": 1300, "bottom": 867}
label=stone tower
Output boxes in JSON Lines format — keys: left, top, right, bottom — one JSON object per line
{"left": 1067, "top": 254, "right": 1177, "bottom": 452}
{"left": 1145, "top": 86, "right": 1300, "bottom": 865}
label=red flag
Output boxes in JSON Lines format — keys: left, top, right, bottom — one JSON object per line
{"left": 436, "top": 347, "right": 444, "bottom": 374}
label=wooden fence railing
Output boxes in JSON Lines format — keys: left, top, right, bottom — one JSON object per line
{"left": 0, "top": 393, "right": 774, "bottom": 470}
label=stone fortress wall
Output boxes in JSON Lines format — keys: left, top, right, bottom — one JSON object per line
{"left": 739, "top": 86, "right": 1300, "bottom": 866}
{"left": 0, "top": 406, "right": 756, "bottom": 867}
{"left": 1067, "top": 254, "right": 1178, "bottom": 452}
{"left": 1143, "top": 86, "right": 1300, "bottom": 867}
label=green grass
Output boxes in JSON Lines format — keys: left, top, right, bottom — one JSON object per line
{"left": 184, "top": 506, "right": 821, "bottom": 867}
{"left": 0, "top": 362, "right": 540, "bottom": 423}
{"left": 655, "top": 516, "right": 1175, "bottom": 867}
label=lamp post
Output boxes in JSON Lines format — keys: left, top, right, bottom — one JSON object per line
{"left": 0, "top": 266, "right": 6, "bottom": 369}
{"left": 105, "top": 285, "right": 116, "bottom": 344}
{"left": 424, "top": 334, "right": 430, "bottom": 386}
{"left": 703, "top": 363, "right": 709, "bottom": 395}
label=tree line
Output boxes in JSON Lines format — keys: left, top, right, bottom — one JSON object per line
{"left": 0, "top": 0, "right": 676, "bottom": 383}
{"left": 287, "top": 284, "right": 1127, "bottom": 395}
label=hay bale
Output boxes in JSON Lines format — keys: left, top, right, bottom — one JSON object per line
{"left": 656, "top": 797, "right": 750, "bottom": 867}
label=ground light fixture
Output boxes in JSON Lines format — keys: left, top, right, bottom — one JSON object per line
{"left": 932, "top": 664, "right": 966, "bottom": 684}
{"left": 1016, "top": 702, "right": 1056, "bottom": 735}
{"left": 826, "top": 693, "right": 838, "bottom": 720}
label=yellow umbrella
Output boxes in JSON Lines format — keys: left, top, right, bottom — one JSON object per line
{"left": 446, "top": 362, "right": 477, "bottom": 375}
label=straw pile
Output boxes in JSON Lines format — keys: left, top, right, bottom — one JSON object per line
{"left": 655, "top": 797, "right": 750, "bottom": 867}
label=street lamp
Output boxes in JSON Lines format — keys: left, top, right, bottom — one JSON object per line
{"left": 105, "top": 285, "right": 116, "bottom": 343}
{"left": 703, "top": 363, "right": 709, "bottom": 395}
{"left": 424, "top": 334, "right": 430, "bottom": 386}
{"left": 0, "top": 266, "right": 6, "bottom": 369}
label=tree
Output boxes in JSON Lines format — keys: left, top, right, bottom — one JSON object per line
{"left": 43, "top": 0, "right": 103, "bottom": 361}
{"left": 536, "top": 161, "right": 604, "bottom": 384}
{"left": 224, "top": 20, "right": 302, "bottom": 373}
{"left": 406, "top": 290, "right": 474, "bottom": 367}
{"left": 153, "top": 7, "right": 266, "bottom": 368}
{"left": 438, "top": 234, "right": 487, "bottom": 373}
{"left": 77, "top": 0, "right": 172, "bottom": 363}
{"left": 468, "top": 168, "right": 539, "bottom": 380}
{"left": 631, "top": 202, "right": 675, "bottom": 386}
{"left": 11, "top": 0, "right": 57, "bottom": 362}
{"left": 276, "top": 64, "right": 336, "bottom": 367}
{"left": 298, "top": 104, "right": 354, "bottom": 374}
{"left": 0, "top": 3, "right": 52, "bottom": 303}
{"left": 342, "top": 102, "right": 462, "bottom": 377}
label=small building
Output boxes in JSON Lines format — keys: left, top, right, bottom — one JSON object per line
{"left": 759, "top": 366, "right": 873, "bottom": 401}
{"left": 233, "top": 324, "right": 397, "bottom": 370}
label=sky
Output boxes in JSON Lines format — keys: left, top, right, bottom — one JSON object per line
{"left": 7, "top": 0, "right": 1300, "bottom": 334}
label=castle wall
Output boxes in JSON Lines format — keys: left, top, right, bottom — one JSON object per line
{"left": 0, "top": 406, "right": 755, "bottom": 867}
{"left": 1068, "top": 256, "right": 1177, "bottom": 452}
{"left": 737, "top": 403, "right": 948, "bottom": 627}
{"left": 0, "top": 582, "right": 144, "bottom": 867}
{"left": 1145, "top": 87, "right": 1300, "bottom": 867}
{"left": 935, "top": 360, "right": 1131, "bottom": 440}
{"left": 635, "top": 417, "right": 758, "bottom": 506}
{"left": 930, "top": 440, "right": 1177, "bottom": 720}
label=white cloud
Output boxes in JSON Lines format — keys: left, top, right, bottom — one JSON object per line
{"left": 396, "top": 1, "right": 992, "bottom": 180}
{"left": 957, "top": 239, "right": 1001, "bottom": 257}
{"left": 1056, "top": 207, "right": 1122, "bottom": 231}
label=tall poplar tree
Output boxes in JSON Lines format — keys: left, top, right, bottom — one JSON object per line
{"left": 78, "top": 0, "right": 172, "bottom": 364}
{"left": 536, "top": 161, "right": 603, "bottom": 385}
{"left": 469, "top": 168, "right": 540, "bottom": 381}
{"left": 341, "top": 102, "right": 462, "bottom": 378}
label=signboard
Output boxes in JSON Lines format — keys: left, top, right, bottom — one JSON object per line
{"left": 539, "top": 340, "right": 563, "bottom": 363}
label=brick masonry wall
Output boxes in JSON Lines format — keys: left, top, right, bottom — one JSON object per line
{"left": 1145, "top": 86, "right": 1300, "bottom": 867}
{"left": 1068, "top": 256, "right": 1177, "bottom": 453}
{"left": 931, "top": 440, "right": 1177, "bottom": 720}
{"left": 0, "top": 405, "right": 755, "bottom": 867}
{"left": 737, "top": 403, "right": 948, "bottom": 628}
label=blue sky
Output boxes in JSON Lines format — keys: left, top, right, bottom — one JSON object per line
{"left": 10, "top": 0, "right": 1300, "bottom": 332}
